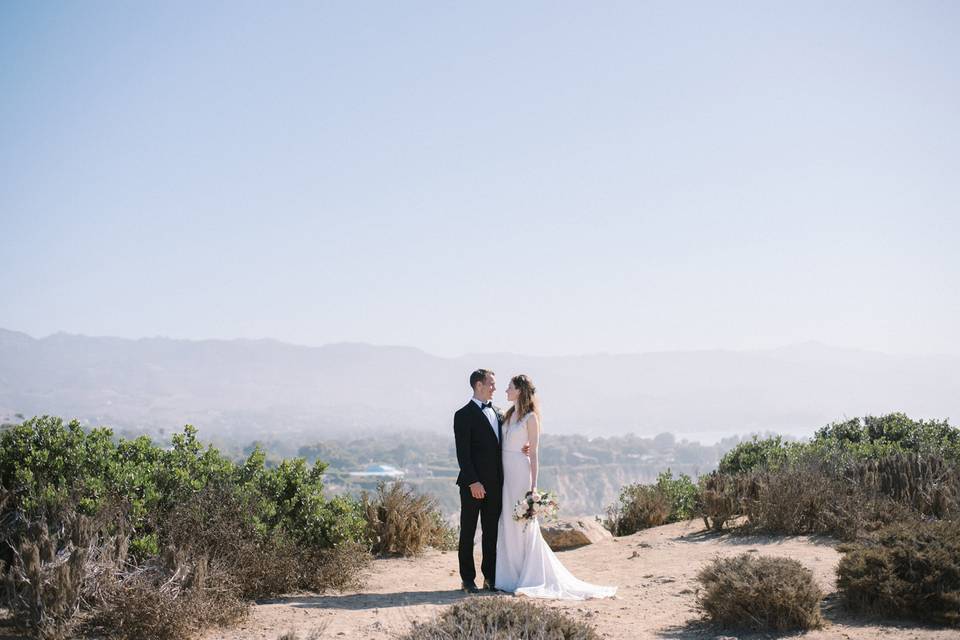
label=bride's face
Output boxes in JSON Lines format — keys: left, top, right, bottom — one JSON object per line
{"left": 506, "top": 381, "right": 519, "bottom": 403}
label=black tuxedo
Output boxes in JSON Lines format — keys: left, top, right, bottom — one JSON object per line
{"left": 453, "top": 400, "right": 503, "bottom": 586}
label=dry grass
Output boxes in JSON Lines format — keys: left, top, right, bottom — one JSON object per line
{"left": 696, "top": 553, "right": 824, "bottom": 632}
{"left": 400, "top": 596, "right": 601, "bottom": 640}
{"left": 837, "top": 520, "right": 960, "bottom": 626}
{"left": 734, "top": 456, "right": 920, "bottom": 540}
{"left": 86, "top": 555, "right": 248, "bottom": 640}
{"left": 363, "top": 481, "right": 456, "bottom": 556}
{"left": 847, "top": 454, "right": 960, "bottom": 519}
{"left": 275, "top": 623, "right": 329, "bottom": 640}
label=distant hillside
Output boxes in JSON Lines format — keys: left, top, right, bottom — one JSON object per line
{"left": 1, "top": 328, "right": 958, "bottom": 443}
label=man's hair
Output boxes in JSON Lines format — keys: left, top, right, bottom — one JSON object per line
{"left": 470, "top": 369, "right": 494, "bottom": 389}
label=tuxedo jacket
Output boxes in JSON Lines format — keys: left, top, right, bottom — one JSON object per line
{"left": 453, "top": 400, "right": 504, "bottom": 491}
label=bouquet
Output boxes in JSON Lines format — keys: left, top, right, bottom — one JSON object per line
{"left": 512, "top": 489, "right": 560, "bottom": 528}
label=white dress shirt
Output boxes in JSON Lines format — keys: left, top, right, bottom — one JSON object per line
{"left": 472, "top": 397, "right": 499, "bottom": 441}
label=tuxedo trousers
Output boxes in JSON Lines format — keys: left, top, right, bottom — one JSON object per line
{"left": 458, "top": 484, "right": 502, "bottom": 586}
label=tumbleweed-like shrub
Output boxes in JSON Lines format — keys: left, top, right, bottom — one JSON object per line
{"left": 362, "top": 480, "right": 456, "bottom": 556}
{"left": 400, "top": 596, "right": 600, "bottom": 640}
{"left": 86, "top": 556, "right": 248, "bottom": 640}
{"left": 837, "top": 520, "right": 960, "bottom": 626}
{"left": 696, "top": 553, "right": 823, "bottom": 631}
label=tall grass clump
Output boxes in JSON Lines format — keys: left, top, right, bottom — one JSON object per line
{"left": 362, "top": 480, "right": 457, "bottom": 555}
{"left": 696, "top": 553, "right": 823, "bottom": 631}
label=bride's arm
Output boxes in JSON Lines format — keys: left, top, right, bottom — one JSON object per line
{"left": 527, "top": 413, "right": 541, "bottom": 492}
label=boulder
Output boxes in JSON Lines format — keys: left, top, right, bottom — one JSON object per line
{"left": 540, "top": 518, "right": 613, "bottom": 551}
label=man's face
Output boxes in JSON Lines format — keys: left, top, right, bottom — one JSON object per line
{"left": 476, "top": 374, "right": 496, "bottom": 402}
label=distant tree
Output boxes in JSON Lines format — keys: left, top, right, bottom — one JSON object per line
{"left": 653, "top": 432, "right": 675, "bottom": 451}
{"left": 718, "top": 435, "right": 790, "bottom": 474}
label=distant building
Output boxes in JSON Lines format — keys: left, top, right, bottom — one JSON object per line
{"left": 348, "top": 463, "right": 405, "bottom": 479}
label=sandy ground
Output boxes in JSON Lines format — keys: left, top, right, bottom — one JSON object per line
{"left": 203, "top": 521, "right": 957, "bottom": 640}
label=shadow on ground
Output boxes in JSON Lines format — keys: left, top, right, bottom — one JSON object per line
{"left": 673, "top": 527, "right": 837, "bottom": 548}
{"left": 260, "top": 588, "right": 494, "bottom": 611}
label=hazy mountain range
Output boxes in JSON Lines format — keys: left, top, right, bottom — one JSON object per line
{"left": 1, "top": 328, "right": 957, "bottom": 444}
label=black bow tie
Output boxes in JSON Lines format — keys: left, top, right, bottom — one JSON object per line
{"left": 480, "top": 402, "right": 493, "bottom": 410}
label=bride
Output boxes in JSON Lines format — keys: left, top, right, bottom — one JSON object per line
{"left": 494, "top": 374, "right": 617, "bottom": 600}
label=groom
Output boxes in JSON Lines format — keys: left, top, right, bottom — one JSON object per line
{"left": 454, "top": 368, "right": 504, "bottom": 593}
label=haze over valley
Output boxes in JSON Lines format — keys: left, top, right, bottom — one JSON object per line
{"left": 3, "top": 327, "right": 956, "bottom": 445}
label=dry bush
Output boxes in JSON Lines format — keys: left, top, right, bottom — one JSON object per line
{"left": 87, "top": 550, "right": 247, "bottom": 640}
{"left": 0, "top": 493, "right": 135, "bottom": 639}
{"left": 736, "top": 457, "right": 915, "bottom": 541}
{"left": 603, "top": 485, "right": 671, "bottom": 536}
{"left": 299, "top": 542, "right": 371, "bottom": 592}
{"left": 696, "top": 472, "right": 741, "bottom": 532}
{"left": 697, "top": 449, "right": 959, "bottom": 540}
{"left": 741, "top": 462, "right": 856, "bottom": 538}
{"left": 400, "top": 596, "right": 600, "bottom": 640}
{"left": 847, "top": 454, "right": 960, "bottom": 519}
{"left": 696, "top": 553, "right": 823, "bottom": 631}
{"left": 163, "top": 483, "right": 275, "bottom": 597}
{"left": 363, "top": 481, "right": 455, "bottom": 556}
{"left": 1, "top": 511, "right": 93, "bottom": 640}
{"left": 165, "top": 484, "right": 370, "bottom": 597}
{"left": 837, "top": 520, "right": 960, "bottom": 626}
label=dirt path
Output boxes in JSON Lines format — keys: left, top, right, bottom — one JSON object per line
{"left": 204, "top": 521, "right": 956, "bottom": 640}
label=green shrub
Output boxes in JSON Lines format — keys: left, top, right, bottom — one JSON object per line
{"left": 654, "top": 469, "right": 698, "bottom": 520}
{"left": 696, "top": 553, "right": 823, "bottom": 631}
{"left": 0, "top": 416, "right": 374, "bottom": 639}
{"left": 0, "top": 417, "right": 368, "bottom": 554}
{"left": 813, "top": 414, "right": 960, "bottom": 461}
{"left": 837, "top": 521, "right": 960, "bottom": 626}
{"left": 400, "top": 596, "right": 600, "bottom": 640}
{"left": 603, "top": 483, "right": 670, "bottom": 536}
{"left": 718, "top": 435, "right": 792, "bottom": 474}
{"left": 128, "top": 532, "right": 159, "bottom": 562}
{"left": 603, "top": 470, "right": 697, "bottom": 536}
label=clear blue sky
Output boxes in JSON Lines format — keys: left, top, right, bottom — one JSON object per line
{"left": 1, "top": 1, "right": 957, "bottom": 356}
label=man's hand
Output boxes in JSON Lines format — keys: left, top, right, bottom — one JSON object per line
{"left": 521, "top": 442, "right": 531, "bottom": 456}
{"left": 469, "top": 482, "right": 486, "bottom": 499}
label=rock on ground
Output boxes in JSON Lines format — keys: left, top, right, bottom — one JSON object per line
{"left": 540, "top": 517, "right": 613, "bottom": 550}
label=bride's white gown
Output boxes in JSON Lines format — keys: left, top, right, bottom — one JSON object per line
{"left": 494, "top": 413, "right": 617, "bottom": 600}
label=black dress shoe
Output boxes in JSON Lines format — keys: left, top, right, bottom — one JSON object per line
{"left": 462, "top": 582, "right": 480, "bottom": 593}
{"left": 483, "top": 580, "right": 498, "bottom": 592}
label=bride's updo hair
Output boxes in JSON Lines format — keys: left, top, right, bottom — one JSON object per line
{"left": 504, "top": 374, "right": 541, "bottom": 425}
